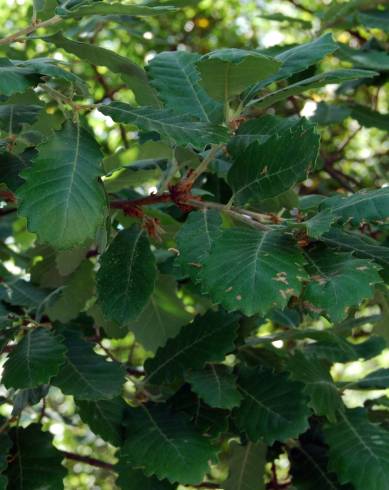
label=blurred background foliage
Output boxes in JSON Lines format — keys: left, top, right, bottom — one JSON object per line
{"left": 0, "top": 0, "right": 388, "bottom": 488}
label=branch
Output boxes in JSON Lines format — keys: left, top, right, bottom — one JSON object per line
{"left": 0, "top": 15, "right": 62, "bottom": 46}
{"left": 61, "top": 451, "right": 114, "bottom": 471}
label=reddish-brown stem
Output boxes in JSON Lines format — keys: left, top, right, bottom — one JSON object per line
{"left": 110, "top": 193, "right": 172, "bottom": 210}
{"left": 62, "top": 451, "right": 114, "bottom": 471}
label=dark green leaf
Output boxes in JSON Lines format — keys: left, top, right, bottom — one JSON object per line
{"left": 120, "top": 404, "right": 217, "bottom": 484}
{"left": 96, "top": 225, "right": 156, "bottom": 325}
{"left": 145, "top": 310, "right": 238, "bottom": 384}
{"left": 2, "top": 328, "right": 66, "bottom": 389}
{"left": 235, "top": 367, "right": 310, "bottom": 444}
{"left": 52, "top": 333, "right": 126, "bottom": 400}
{"left": 222, "top": 441, "right": 266, "bottom": 490}
{"left": 59, "top": 3, "right": 177, "bottom": 17}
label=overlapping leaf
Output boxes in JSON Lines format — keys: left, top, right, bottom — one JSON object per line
{"left": 145, "top": 310, "right": 238, "bottom": 384}
{"left": 228, "top": 119, "right": 319, "bottom": 202}
{"left": 235, "top": 367, "right": 310, "bottom": 444}
{"left": 148, "top": 51, "right": 222, "bottom": 122}
{"left": 120, "top": 404, "right": 217, "bottom": 484}
{"left": 222, "top": 441, "right": 266, "bottom": 490}
{"left": 99, "top": 102, "right": 228, "bottom": 149}
{"left": 17, "top": 122, "right": 106, "bottom": 249}
{"left": 52, "top": 333, "right": 126, "bottom": 400}
{"left": 303, "top": 248, "right": 382, "bottom": 321}
{"left": 325, "top": 409, "right": 389, "bottom": 490}
{"left": 2, "top": 328, "right": 66, "bottom": 389}
{"left": 176, "top": 208, "right": 222, "bottom": 283}
{"left": 202, "top": 228, "right": 307, "bottom": 316}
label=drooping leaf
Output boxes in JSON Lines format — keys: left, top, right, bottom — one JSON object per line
{"left": 148, "top": 51, "right": 223, "bottom": 122}
{"left": 303, "top": 248, "right": 382, "bottom": 321}
{"left": 17, "top": 121, "right": 106, "bottom": 249}
{"left": 44, "top": 33, "right": 159, "bottom": 107}
{"left": 202, "top": 228, "right": 307, "bottom": 316}
{"left": 127, "top": 274, "right": 191, "bottom": 353}
{"left": 235, "top": 367, "right": 310, "bottom": 444}
{"left": 197, "top": 48, "right": 281, "bottom": 101}
{"left": 11, "top": 386, "right": 49, "bottom": 417}
{"left": 2, "top": 328, "right": 66, "bottom": 389}
{"left": 5, "top": 425, "right": 67, "bottom": 490}
{"left": 350, "top": 104, "right": 389, "bottom": 131}
{"left": 228, "top": 119, "right": 319, "bottom": 202}
{"left": 99, "top": 102, "right": 228, "bottom": 149}
{"left": 76, "top": 397, "right": 126, "bottom": 446}
{"left": 245, "top": 33, "right": 338, "bottom": 101}
{"left": 287, "top": 351, "right": 344, "bottom": 422}
{"left": 145, "top": 310, "right": 238, "bottom": 384}
{"left": 58, "top": 3, "right": 177, "bottom": 17}
{"left": 248, "top": 69, "right": 377, "bottom": 109}
{"left": 185, "top": 365, "right": 242, "bottom": 409}
{"left": 96, "top": 225, "right": 156, "bottom": 325}
{"left": 325, "top": 408, "right": 389, "bottom": 490}
{"left": 222, "top": 441, "right": 266, "bottom": 490}
{"left": 321, "top": 228, "right": 389, "bottom": 271}
{"left": 0, "top": 58, "right": 38, "bottom": 96}
{"left": 321, "top": 187, "right": 389, "bottom": 224}
{"left": 176, "top": 208, "right": 222, "bottom": 282}
{"left": 0, "top": 105, "right": 42, "bottom": 134}
{"left": 52, "top": 333, "right": 126, "bottom": 400}
{"left": 0, "top": 151, "right": 32, "bottom": 192}
{"left": 45, "top": 261, "right": 94, "bottom": 322}
{"left": 120, "top": 404, "right": 217, "bottom": 484}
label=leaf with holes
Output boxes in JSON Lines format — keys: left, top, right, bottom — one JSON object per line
{"left": 202, "top": 228, "right": 307, "bottom": 316}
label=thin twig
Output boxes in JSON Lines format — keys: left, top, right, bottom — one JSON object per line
{"left": 61, "top": 451, "right": 114, "bottom": 471}
{"left": 0, "top": 15, "right": 62, "bottom": 46}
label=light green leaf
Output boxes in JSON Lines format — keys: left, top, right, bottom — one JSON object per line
{"left": 325, "top": 408, "right": 389, "bottom": 490}
{"left": 145, "top": 310, "right": 238, "bottom": 384}
{"left": 99, "top": 102, "right": 228, "bottom": 149}
{"left": 202, "top": 228, "right": 307, "bottom": 316}
{"left": 235, "top": 367, "right": 310, "bottom": 444}
{"left": 228, "top": 119, "right": 319, "bottom": 202}
{"left": 52, "top": 333, "right": 126, "bottom": 400}
{"left": 185, "top": 365, "right": 242, "bottom": 409}
{"left": 96, "top": 226, "right": 156, "bottom": 325}
{"left": 2, "top": 328, "right": 66, "bottom": 390}
{"left": 245, "top": 33, "right": 338, "bottom": 101}
{"left": 55, "top": 245, "right": 89, "bottom": 277}
{"left": 148, "top": 51, "right": 223, "bottom": 122}
{"left": 197, "top": 48, "right": 281, "bottom": 101}
{"left": 303, "top": 248, "right": 382, "bottom": 322}
{"left": 248, "top": 69, "right": 377, "bottom": 109}
{"left": 17, "top": 122, "right": 106, "bottom": 249}
{"left": 5, "top": 425, "right": 67, "bottom": 490}
{"left": 45, "top": 261, "right": 95, "bottom": 323}
{"left": 176, "top": 208, "right": 222, "bottom": 283}
{"left": 120, "top": 404, "right": 217, "bottom": 484}
{"left": 128, "top": 275, "right": 191, "bottom": 353}
{"left": 321, "top": 187, "right": 389, "bottom": 224}
{"left": 44, "top": 33, "right": 159, "bottom": 107}
{"left": 287, "top": 351, "right": 343, "bottom": 422}
{"left": 77, "top": 397, "right": 126, "bottom": 446}
{"left": 58, "top": 3, "right": 177, "bottom": 17}
{"left": 222, "top": 441, "right": 266, "bottom": 490}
